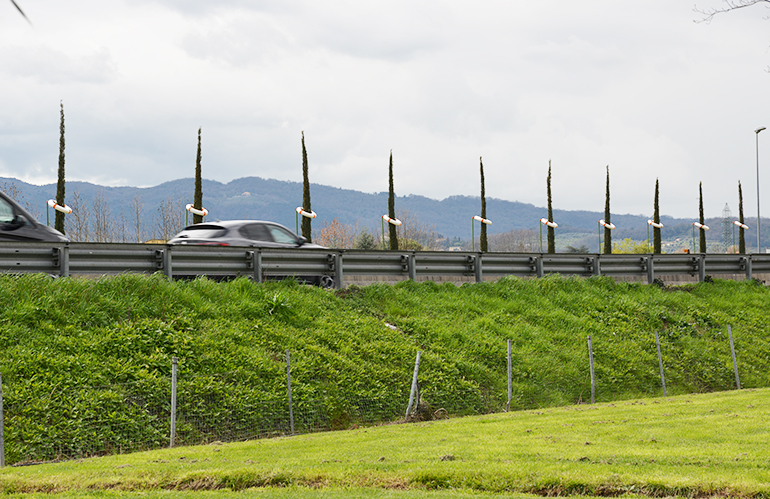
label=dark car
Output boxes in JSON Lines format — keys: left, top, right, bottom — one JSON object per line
{"left": 168, "top": 220, "right": 326, "bottom": 249}
{"left": 0, "top": 191, "right": 68, "bottom": 242}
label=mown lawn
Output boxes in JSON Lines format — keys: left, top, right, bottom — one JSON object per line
{"left": 2, "top": 388, "right": 768, "bottom": 498}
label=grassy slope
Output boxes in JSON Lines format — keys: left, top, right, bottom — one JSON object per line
{"left": 2, "top": 274, "right": 770, "bottom": 464}
{"left": 1, "top": 389, "right": 769, "bottom": 497}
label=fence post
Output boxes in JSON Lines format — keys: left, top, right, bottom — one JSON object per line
{"left": 286, "top": 350, "right": 295, "bottom": 435}
{"left": 61, "top": 245, "right": 70, "bottom": 278}
{"left": 646, "top": 256, "right": 655, "bottom": 284}
{"left": 536, "top": 256, "right": 544, "bottom": 278}
{"left": 506, "top": 340, "right": 512, "bottom": 412}
{"left": 0, "top": 373, "right": 4, "bottom": 467}
{"left": 475, "top": 253, "right": 483, "bottom": 283}
{"left": 170, "top": 357, "right": 177, "bottom": 448}
{"left": 745, "top": 256, "right": 753, "bottom": 280}
{"left": 655, "top": 331, "right": 667, "bottom": 397}
{"left": 593, "top": 255, "right": 601, "bottom": 276}
{"left": 408, "top": 253, "right": 416, "bottom": 281}
{"left": 405, "top": 351, "right": 422, "bottom": 418}
{"left": 587, "top": 336, "right": 595, "bottom": 404}
{"left": 728, "top": 325, "right": 741, "bottom": 390}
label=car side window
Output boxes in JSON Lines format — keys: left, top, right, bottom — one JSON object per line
{"left": 266, "top": 225, "right": 299, "bottom": 244}
{"left": 239, "top": 223, "right": 272, "bottom": 242}
{"left": 0, "top": 198, "right": 15, "bottom": 223}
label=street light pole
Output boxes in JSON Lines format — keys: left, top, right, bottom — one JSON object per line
{"left": 756, "top": 127, "right": 766, "bottom": 253}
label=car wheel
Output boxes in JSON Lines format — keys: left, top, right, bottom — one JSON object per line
{"left": 319, "top": 275, "right": 335, "bottom": 289}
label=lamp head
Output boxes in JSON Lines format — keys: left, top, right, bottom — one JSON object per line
{"left": 756, "top": 127, "right": 766, "bottom": 134}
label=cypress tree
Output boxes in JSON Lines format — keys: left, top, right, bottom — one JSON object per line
{"left": 193, "top": 127, "right": 203, "bottom": 225}
{"left": 653, "top": 178, "right": 661, "bottom": 254}
{"left": 301, "top": 132, "right": 312, "bottom": 242}
{"left": 479, "top": 156, "right": 488, "bottom": 252}
{"left": 388, "top": 151, "right": 398, "bottom": 250}
{"left": 739, "top": 181, "right": 746, "bottom": 254}
{"left": 603, "top": 165, "right": 611, "bottom": 255}
{"left": 546, "top": 161, "right": 555, "bottom": 254}
{"left": 699, "top": 182, "right": 706, "bottom": 253}
{"left": 55, "top": 101, "right": 66, "bottom": 234}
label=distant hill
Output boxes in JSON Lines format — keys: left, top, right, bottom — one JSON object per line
{"left": 0, "top": 176, "right": 763, "bottom": 251}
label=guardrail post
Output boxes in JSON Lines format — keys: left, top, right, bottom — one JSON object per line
{"left": 335, "top": 253, "right": 344, "bottom": 289}
{"left": 61, "top": 245, "right": 70, "bottom": 277}
{"left": 408, "top": 253, "right": 416, "bottom": 281}
{"left": 698, "top": 254, "right": 706, "bottom": 282}
{"left": 170, "top": 357, "right": 177, "bottom": 448}
{"left": 593, "top": 255, "right": 601, "bottom": 276}
{"left": 536, "top": 256, "right": 544, "bottom": 278}
{"left": 745, "top": 256, "right": 753, "bottom": 280}
{"left": 646, "top": 256, "right": 655, "bottom": 284}
{"left": 252, "top": 250, "right": 262, "bottom": 283}
{"left": 475, "top": 253, "right": 483, "bottom": 283}
{"left": 163, "top": 246, "right": 173, "bottom": 281}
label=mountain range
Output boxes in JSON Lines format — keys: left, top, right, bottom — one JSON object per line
{"left": 0, "top": 176, "right": 761, "bottom": 252}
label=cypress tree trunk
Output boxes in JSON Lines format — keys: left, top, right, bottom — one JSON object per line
{"left": 55, "top": 101, "right": 66, "bottom": 234}
{"left": 699, "top": 182, "right": 707, "bottom": 253}
{"left": 739, "top": 181, "right": 746, "bottom": 254}
{"left": 653, "top": 179, "right": 661, "bottom": 254}
{"left": 301, "top": 132, "right": 312, "bottom": 242}
{"left": 480, "top": 156, "right": 488, "bottom": 252}
{"left": 193, "top": 127, "right": 203, "bottom": 225}
{"left": 388, "top": 151, "right": 398, "bottom": 250}
{"left": 603, "top": 165, "right": 611, "bottom": 255}
{"left": 546, "top": 161, "right": 555, "bottom": 254}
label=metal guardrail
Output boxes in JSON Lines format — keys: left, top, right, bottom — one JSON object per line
{"left": 0, "top": 242, "right": 766, "bottom": 288}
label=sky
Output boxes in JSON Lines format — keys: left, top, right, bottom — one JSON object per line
{"left": 0, "top": 0, "right": 769, "bottom": 221}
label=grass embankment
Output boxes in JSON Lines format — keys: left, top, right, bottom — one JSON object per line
{"left": 2, "top": 389, "right": 769, "bottom": 497}
{"left": 2, "top": 274, "right": 770, "bottom": 464}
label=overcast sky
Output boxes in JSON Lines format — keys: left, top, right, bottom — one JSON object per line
{"left": 1, "top": 0, "right": 769, "bottom": 220}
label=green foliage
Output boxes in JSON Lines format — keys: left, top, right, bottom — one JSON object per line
{"left": 3, "top": 274, "right": 770, "bottom": 465}
{"left": 613, "top": 238, "right": 653, "bottom": 254}
{"left": 301, "top": 132, "right": 312, "bottom": 242}
{"left": 479, "top": 157, "right": 487, "bottom": 253}
{"left": 388, "top": 151, "right": 398, "bottom": 250}
{"left": 546, "top": 161, "right": 555, "bottom": 254}
{"left": 354, "top": 228, "right": 377, "bottom": 250}
{"left": 603, "top": 165, "right": 611, "bottom": 254}
{"left": 56, "top": 101, "right": 66, "bottom": 234}
{"left": 653, "top": 178, "right": 661, "bottom": 254}
{"left": 193, "top": 128, "right": 203, "bottom": 225}
{"left": 699, "top": 181, "right": 706, "bottom": 253}
{"left": 739, "top": 181, "right": 746, "bottom": 254}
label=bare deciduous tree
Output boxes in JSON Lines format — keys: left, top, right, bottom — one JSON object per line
{"left": 131, "top": 191, "right": 145, "bottom": 243}
{"left": 396, "top": 210, "right": 441, "bottom": 250}
{"left": 316, "top": 218, "right": 357, "bottom": 249}
{"left": 156, "top": 197, "right": 183, "bottom": 242}
{"left": 489, "top": 229, "right": 539, "bottom": 253}
{"left": 695, "top": 0, "right": 770, "bottom": 23}
{"left": 68, "top": 190, "right": 91, "bottom": 242}
{"left": 92, "top": 190, "right": 114, "bottom": 242}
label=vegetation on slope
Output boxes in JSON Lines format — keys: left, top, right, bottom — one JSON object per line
{"left": 2, "top": 389, "right": 769, "bottom": 497}
{"left": 1, "top": 274, "right": 770, "bottom": 464}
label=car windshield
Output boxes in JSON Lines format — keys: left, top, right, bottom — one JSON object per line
{"left": 174, "top": 225, "right": 227, "bottom": 239}
{"left": 0, "top": 197, "right": 15, "bottom": 224}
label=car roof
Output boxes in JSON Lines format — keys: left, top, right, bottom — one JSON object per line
{"left": 182, "top": 220, "right": 289, "bottom": 230}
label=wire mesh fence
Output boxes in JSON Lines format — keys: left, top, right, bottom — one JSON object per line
{"left": 0, "top": 326, "right": 749, "bottom": 466}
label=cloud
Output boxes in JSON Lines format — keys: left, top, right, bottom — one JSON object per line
{"left": 0, "top": 45, "right": 116, "bottom": 85}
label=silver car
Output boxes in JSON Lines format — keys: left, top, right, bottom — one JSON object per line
{"left": 168, "top": 220, "right": 326, "bottom": 249}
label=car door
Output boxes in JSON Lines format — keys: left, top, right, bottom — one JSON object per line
{"left": 237, "top": 222, "right": 282, "bottom": 247}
